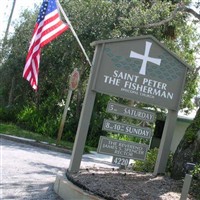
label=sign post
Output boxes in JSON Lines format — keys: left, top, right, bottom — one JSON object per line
{"left": 68, "top": 35, "right": 190, "bottom": 174}
{"left": 153, "top": 110, "right": 178, "bottom": 175}
{"left": 68, "top": 67, "right": 97, "bottom": 172}
{"left": 56, "top": 68, "right": 80, "bottom": 144}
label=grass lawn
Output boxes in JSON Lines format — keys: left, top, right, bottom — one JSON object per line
{"left": 0, "top": 122, "right": 95, "bottom": 152}
{"left": 0, "top": 122, "right": 74, "bottom": 150}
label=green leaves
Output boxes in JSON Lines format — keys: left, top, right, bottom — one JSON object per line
{"left": 0, "top": 0, "right": 199, "bottom": 146}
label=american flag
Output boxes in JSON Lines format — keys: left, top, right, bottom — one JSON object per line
{"left": 23, "top": 0, "right": 69, "bottom": 90}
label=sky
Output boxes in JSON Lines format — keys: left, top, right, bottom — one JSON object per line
{"left": 0, "top": 0, "right": 199, "bottom": 39}
{"left": 0, "top": 0, "right": 42, "bottom": 38}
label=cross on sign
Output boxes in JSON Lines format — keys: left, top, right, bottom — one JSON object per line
{"left": 130, "top": 41, "right": 161, "bottom": 75}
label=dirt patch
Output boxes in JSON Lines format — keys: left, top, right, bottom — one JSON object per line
{"left": 66, "top": 167, "right": 196, "bottom": 200}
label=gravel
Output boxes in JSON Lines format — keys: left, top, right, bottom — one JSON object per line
{"left": 66, "top": 168, "right": 193, "bottom": 200}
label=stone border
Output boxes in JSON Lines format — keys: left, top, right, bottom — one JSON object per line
{"left": 54, "top": 171, "right": 104, "bottom": 200}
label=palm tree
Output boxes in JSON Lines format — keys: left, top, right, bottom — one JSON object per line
{"left": 3, "top": 0, "right": 16, "bottom": 106}
{"left": 3, "top": 0, "right": 16, "bottom": 46}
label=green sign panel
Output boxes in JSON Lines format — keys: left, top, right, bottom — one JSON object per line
{"left": 107, "top": 101, "right": 156, "bottom": 122}
{"left": 97, "top": 136, "right": 149, "bottom": 161}
{"left": 91, "top": 36, "right": 189, "bottom": 111}
{"left": 102, "top": 119, "right": 152, "bottom": 139}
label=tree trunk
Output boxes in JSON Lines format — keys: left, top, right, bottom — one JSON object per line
{"left": 171, "top": 108, "right": 200, "bottom": 179}
{"left": 8, "top": 76, "right": 15, "bottom": 106}
{"left": 3, "top": 0, "right": 16, "bottom": 46}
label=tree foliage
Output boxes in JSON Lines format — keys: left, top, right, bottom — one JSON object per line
{"left": 0, "top": 0, "right": 200, "bottom": 166}
{"left": 170, "top": 1, "right": 200, "bottom": 181}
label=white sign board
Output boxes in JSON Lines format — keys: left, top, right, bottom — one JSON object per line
{"left": 107, "top": 101, "right": 156, "bottom": 122}
{"left": 102, "top": 119, "right": 152, "bottom": 139}
{"left": 97, "top": 136, "right": 149, "bottom": 161}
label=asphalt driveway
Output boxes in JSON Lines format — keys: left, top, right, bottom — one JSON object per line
{"left": 0, "top": 136, "right": 113, "bottom": 200}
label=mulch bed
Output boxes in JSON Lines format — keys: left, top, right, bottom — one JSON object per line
{"left": 66, "top": 167, "right": 196, "bottom": 200}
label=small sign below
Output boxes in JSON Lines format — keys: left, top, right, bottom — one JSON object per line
{"left": 102, "top": 119, "right": 152, "bottom": 139}
{"left": 112, "top": 156, "right": 130, "bottom": 167}
{"left": 107, "top": 101, "right": 156, "bottom": 123}
{"left": 97, "top": 136, "right": 149, "bottom": 161}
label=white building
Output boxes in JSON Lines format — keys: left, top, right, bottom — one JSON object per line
{"left": 151, "top": 111, "right": 195, "bottom": 153}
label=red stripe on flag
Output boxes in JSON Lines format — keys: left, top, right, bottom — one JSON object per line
{"left": 23, "top": 0, "right": 69, "bottom": 91}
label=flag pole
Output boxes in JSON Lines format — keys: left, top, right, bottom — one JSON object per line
{"left": 56, "top": 0, "right": 92, "bottom": 67}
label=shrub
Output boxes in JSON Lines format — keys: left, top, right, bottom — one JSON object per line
{"left": 17, "top": 105, "right": 37, "bottom": 131}
{"left": 133, "top": 148, "right": 159, "bottom": 173}
{"left": 17, "top": 104, "right": 61, "bottom": 137}
{"left": 191, "top": 164, "right": 200, "bottom": 199}
{"left": 193, "top": 163, "right": 200, "bottom": 179}
{"left": 133, "top": 148, "right": 173, "bottom": 173}
{"left": 0, "top": 106, "right": 18, "bottom": 122}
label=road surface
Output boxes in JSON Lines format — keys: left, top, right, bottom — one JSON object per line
{"left": 0, "top": 137, "right": 113, "bottom": 200}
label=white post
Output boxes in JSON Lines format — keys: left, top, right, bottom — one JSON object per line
{"left": 180, "top": 174, "right": 193, "bottom": 200}
{"left": 153, "top": 110, "right": 178, "bottom": 175}
{"left": 57, "top": 89, "right": 72, "bottom": 144}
